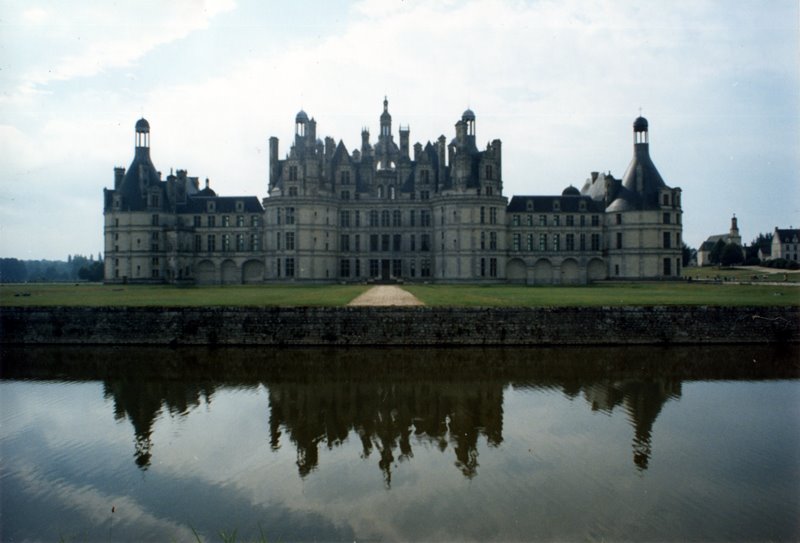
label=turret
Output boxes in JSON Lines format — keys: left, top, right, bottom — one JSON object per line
{"left": 399, "top": 125, "right": 410, "bottom": 157}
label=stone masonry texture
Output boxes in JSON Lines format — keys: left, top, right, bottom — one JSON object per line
{"left": 1, "top": 306, "right": 798, "bottom": 346}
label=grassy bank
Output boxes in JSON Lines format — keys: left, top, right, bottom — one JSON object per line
{"left": 405, "top": 282, "right": 800, "bottom": 307}
{"left": 1, "top": 281, "right": 799, "bottom": 307}
{"left": 683, "top": 265, "right": 800, "bottom": 283}
{"left": 0, "top": 283, "right": 370, "bottom": 307}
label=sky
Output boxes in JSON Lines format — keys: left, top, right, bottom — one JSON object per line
{"left": 1, "top": 0, "right": 798, "bottom": 260}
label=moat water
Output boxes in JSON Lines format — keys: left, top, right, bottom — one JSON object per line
{"left": 1, "top": 345, "right": 798, "bottom": 542}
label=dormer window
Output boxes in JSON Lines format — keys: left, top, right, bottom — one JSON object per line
{"left": 236, "top": 201, "right": 244, "bottom": 212}
{"left": 207, "top": 201, "right": 215, "bottom": 213}
{"left": 553, "top": 200, "right": 560, "bottom": 211}
{"left": 526, "top": 201, "right": 534, "bottom": 211}
{"left": 579, "top": 201, "right": 587, "bottom": 212}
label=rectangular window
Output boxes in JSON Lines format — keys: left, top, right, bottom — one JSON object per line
{"left": 250, "top": 234, "right": 261, "bottom": 251}
{"left": 340, "top": 259, "right": 350, "bottom": 278}
{"left": 285, "top": 207, "right": 295, "bottom": 225}
{"left": 369, "top": 259, "right": 380, "bottom": 277}
{"left": 236, "top": 216, "right": 244, "bottom": 227}
{"left": 381, "top": 210, "right": 390, "bottom": 227}
{"left": 490, "top": 207, "right": 498, "bottom": 225}
{"left": 341, "top": 234, "right": 350, "bottom": 252}
{"left": 490, "top": 258, "right": 497, "bottom": 278}
{"left": 421, "top": 234, "right": 431, "bottom": 252}
{"left": 370, "top": 210, "right": 379, "bottom": 227}
{"left": 539, "top": 234, "right": 547, "bottom": 251}
{"left": 663, "top": 257, "right": 672, "bottom": 276}
{"left": 579, "top": 233, "right": 586, "bottom": 251}
{"left": 512, "top": 215, "right": 520, "bottom": 227}
{"left": 276, "top": 208, "right": 281, "bottom": 225}
{"left": 616, "top": 232, "right": 623, "bottom": 249}
{"left": 236, "top": 234, "right": 245, "bottom": 251}
{"left": 480, "top": 231, "right": 486, "bottom": 250}
{"left": 580, "top": 215, "right": 586, "bottom": 227}
{"left": 194, "top": 234, "right": 202, "bottom": 251}
{"left": 566, "top": 215, "right": 574, "bottom": 227}
{"left": 222, "top": 234, "right": 231, "bottom": 251}
{"left": 591, "top": 233, "right": 601, "bottom": 251}
{"left": 592, "top": 215, "right": 599, "bottom": 227}
{"left": 527, "top": 214, "right": 533, "bottom": 227}
{"left": 251, "top": 215, "right": 260, "bottom": 227}
{"left": 527, "top": 234, "right": 534, "bottom": 252}
{"left": 421, "top": 258, "right": 431, "bottom": 277}
{"left": 208, "top": 216, "right": 216, "bottom": 228}
{"left": 151, "top": 214, "right": 159, "bottom": 226}
{"left": 289, "top": 166, "right": 297, "bottom": 181}
{"left": 553, "top": 215, "right": 560, "bottom": 227}
{"left": 285, "top": 258, "right": 295, "bottom": 277}
{"left": 663, "top": 212, "right": 671, "bottom": 224}
{"left": 222, "top": 215, "right": 230, "bottom": 227}
{"left": 340, "top": 171, "right": 351, "bottom": 185}
{"left": 207, "top": 234, "right": 216, "bottom": 252}
{"left": 512, "top": 233, "right": 521, "bottom": 251}
{"left": 286, "top": 232, "right": 295, "bottom": 251}
{"left": 393, "top": 210, "right": 402, "bottom": 227}
{"left": 663, "top": 231, "right": 671, "bottom": 249}
{"left": 490, "top": 232, "right": 497, "bottom": 250}
{"left": 616, "top": 214, "right": 622, "bottom": 225}
{"left": 539, "top": 215, "right": 547, "bottom": 227}
{"left": 381, "top": 234, "right": 390, "bottom": 252}
{"left": 421, "top": 210, "right": 431, "bottom": 227}
{"left": 340, "top": 210, "right": 350, "bottom": 227}
{"left": 480, "top": 207, "right": 486, "bottom": 224}
{"left": 410, "top": 210, "right": 416, "bottom": 226}
{"left": 410, "top": 234, "right": 416, "bottom": 251}
{"left": 566, "top": 234, "right": 575, "bottom": 251}
{"left": 194, "top": 215, "right": 201, "bottom": 227}
{"left": 355, "top": 259, "right": 361, "bottom": 277}
{"left": 393, "top": 234, "right": 402, "bottom": 252}
{"left": 276, "top": 231, "right": 281, "bottom": 250}
{"left": 392, "top": 259, "right": 402, "bottom": 277}
{"left": 553, "top": 234, "right": 560, "bottom": 251}
{"left": 480, "top": 258, "right": 486, "bottom": 277}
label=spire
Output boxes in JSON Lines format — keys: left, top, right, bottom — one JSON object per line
{"left": 380, "top": 96, "right": 392, "bottom": 138}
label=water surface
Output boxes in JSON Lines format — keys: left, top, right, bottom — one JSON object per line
{"left": 1, "top": 345, "right": 798, "bottom": 541}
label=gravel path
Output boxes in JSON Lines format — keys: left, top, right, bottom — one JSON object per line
{"left": 348, "top": 285, "right": 424, "bottom": 306}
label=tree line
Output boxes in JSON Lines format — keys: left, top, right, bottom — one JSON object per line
{"left": 0, "top": 254, "right": 104, "bottom": 283}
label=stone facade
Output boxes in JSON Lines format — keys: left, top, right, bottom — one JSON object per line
{"left": 771, "top": 227, "right": 800, "bottom": 263}
{"left": 697, "top": 215, "right": 742, "bottom": 267}
{"left": 103, "top": 101, "right": 683, "bottom": 284}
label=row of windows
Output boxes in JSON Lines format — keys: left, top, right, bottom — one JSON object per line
{"left": 196, "top": 234, "right": 262, "bottom": 252}
{"left": 194, "top": 215, "right": 261, "bottom": 228}
{"left": 512, "top": 214, "right": 601, "bottom": 228}
{"left": 337, "top": 258, "right": 434, "bottom": 279}
{"left": 511, "top": 233, "right": 602, "bottom": 252}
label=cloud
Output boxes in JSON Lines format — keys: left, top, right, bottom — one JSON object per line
{"left": 3, "top": 0, "right": 237, "bottom": 104}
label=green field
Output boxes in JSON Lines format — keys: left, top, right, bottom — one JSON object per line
{"left": 1, "top": 281, "right": 798, "bottom": 307}
{"left": 683, "top": 265, "right": 800, "bottom": 283}
{"left": 0, "top": 283, "right": 370, "bottom": 307}
{"left": 404, "top": 283, "right": 800, "bottom": 307}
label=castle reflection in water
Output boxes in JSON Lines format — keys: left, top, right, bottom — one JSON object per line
{"left": 4, "top": 345, "right": 795, "bottom": 483}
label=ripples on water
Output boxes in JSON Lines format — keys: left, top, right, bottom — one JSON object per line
{"left": 1, "top": 345, "right": 798, "bottom": 542}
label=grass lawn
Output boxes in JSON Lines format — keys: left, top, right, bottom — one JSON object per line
{"left": 683, "top": 265, "right": 800, "bottom": 283}
{"left": 404, "top": 282, "right": 800, "bottom": 307}
{"left": 1, "top": 281, "right": 798, "bottom": 307}
{"left": 0, "top": 283, "right": 370, "bottom": 307}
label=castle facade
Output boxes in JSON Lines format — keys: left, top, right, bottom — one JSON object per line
{"left": 103, "top": 100, "right": 682, "bottom": 284}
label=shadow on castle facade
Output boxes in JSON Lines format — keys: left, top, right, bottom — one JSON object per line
{"left": 103, "top": 100, "right": 682, "bottom": 285}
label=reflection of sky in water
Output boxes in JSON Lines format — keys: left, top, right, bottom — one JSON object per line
{"left": 1, "top": 347, "right": 799, "bottom": 542}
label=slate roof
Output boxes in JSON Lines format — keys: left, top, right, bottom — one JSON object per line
{"left": 775, "top": 229, "right": 800, "bottom": 243}
{"left": 177, "top": 195, "right": 263, "bottom": 214}
{"left": 507, "top": 195, "right": 605, "bottom": 213}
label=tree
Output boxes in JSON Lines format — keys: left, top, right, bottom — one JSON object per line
{"left": 681, "top": 243, "right": 696, "bottom": 267}
{"left": 709, "top": 239, "right": 726, "bottom": 265}
{"left": 0, "top": 258, "right": 28, "bottom": 283}
{"left": 719, "top": 243, "right": 744, "bottom": 266}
